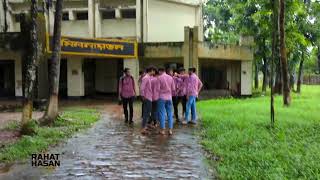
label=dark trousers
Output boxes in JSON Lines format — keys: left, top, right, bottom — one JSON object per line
{"left": 142, "top": 99, "right": 152, "bottom": 128}
{"left": 150, "top": 100, "right": 159, "bottom": 125}
{"left": 173, "top": 96, "right": 187, "bottom": 120}
{"left": 122, "top": 97, "right": 134, "bottom": 122}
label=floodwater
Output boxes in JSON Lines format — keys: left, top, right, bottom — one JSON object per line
{"left": 0, "top": 106, "right": 214, "bottom": 179}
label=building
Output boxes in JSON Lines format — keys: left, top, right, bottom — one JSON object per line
{"left": 0, "top": 0, "right": 253, "bottom": 100}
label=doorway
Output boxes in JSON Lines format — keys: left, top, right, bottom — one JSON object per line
{"left": 0, "top": 60, "right": 15, "bottom": 97}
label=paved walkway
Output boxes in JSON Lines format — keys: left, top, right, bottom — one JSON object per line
{"left": 0, "top": 106, "right": 213, "bottom": 179}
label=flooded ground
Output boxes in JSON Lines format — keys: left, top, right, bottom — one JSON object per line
{"left": 0, "top": 104, "right": 214, "bottom": 179}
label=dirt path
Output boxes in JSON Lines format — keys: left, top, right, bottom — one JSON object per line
{"left": 0, "top": 105, "right": 214, "bottom": 179}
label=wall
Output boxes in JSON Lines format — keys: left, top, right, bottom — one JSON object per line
{"left": 199, "top": 43, "right": 254, "bottom": 61}
{"left": 62, "top": 21, "right": 89, "bottom": 38}
{"left": 67, "top": 57, "right": 85, "bottom": 97}
{"left": 240, "top": 61, "right": 252, "bottom": 95}
{"left": 100, "top": 19, "right": 136, "bottom": 38}
{"left": 146, "top": 0, "right": 197, "bottom": 42}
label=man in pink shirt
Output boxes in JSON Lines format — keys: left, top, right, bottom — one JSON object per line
{"left": 140, "top": 66, "right": 155, "bottom": 134}
{"left": 150, "top": 70, "right": 160, "bottom": 127}
{"left": 173, "top": 68, "right": 187, "bottom": 123}
{"left": 156, "top": 67, "right": 175, "bottom": 135}
{"left": 119, "top": 68, "right": 136, "bottom": 124}
{"left": 183, "top": 67, "right": 203, "bottom": 125}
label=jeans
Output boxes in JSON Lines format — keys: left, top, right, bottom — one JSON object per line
{"left": 142, "top": 99, "right": 152, "bottom": 128}
{"left": 158, "top": 99, "right": 173, "bottom": 129}
{"left": 122, "top": 97, "right": 134, "bottom": 122}
{"left": 185, "top": 96, "right": 197, "bottom": 122}
{"left": 151, "top": 100, "right": 159, "bottom": 125}
{"left": 172, "top": 96, "right": 187, "bottom": 120}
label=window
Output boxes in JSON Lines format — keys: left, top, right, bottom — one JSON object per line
{"left": 101, "top": 9, "right": 116, "bottom": 19}
{"left": 76, "top": 11, "right": 88, "bottom": 20}
{"left": 121, "top": 9, "right": 136, "bottom": 19}
{"left": 62, "top": 12, "right": 69, "bottom": 21}
{"left": 14, "top": 14, "right": 21, "bottom": 22}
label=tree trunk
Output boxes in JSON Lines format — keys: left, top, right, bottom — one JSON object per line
{"left": 296, "top": 51, "right": 304, "bottom": 93}
{"left": 270, "top": 0, "right": 278, "bottom": 127}
{"left": 21, "top": 0, "right": 38, "bottom": 131}
{"left": 2, "top": 0, "right": 8, "bottom": 32}
{"left": 279, "top": 0, "right": 291, "bottom": 106}
{"left": 274, "top": 59, "right": 283, "bottom": 94}
{"left": 262, "top": 58, "right": 268, "bottom": 92}
{"left": 318, "top": 45, "right": 320, "bottom": 74}
{"left": 42, "top": 0, "right": 63, "bottom": 124}
{"left": 254, "top": 61, "right": 259, "bottom": 89}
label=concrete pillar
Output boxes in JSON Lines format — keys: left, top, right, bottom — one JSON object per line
{"left": 241, "top": 61, "right": 252, "bottom": 95}
{"left": 69, "top": 10, "right": 75, "bottom": 21}
{"left": 183, "top": 26, "right": 190, "bottom": 70}
{"left": 14, "top": 57, "right": 23, "bottom": 97}
{"left": 94, "top": 2, "right": 101, "bottom": 37}
{"left": 123, "top": 59, "right": 140, "bottom": 95}
{"left": 195, "top": 6, "right": 203, "bottom": 42}
{"left": 192, "top": 26, "right": 199, "bottom": 76}
{"left": 67, "top": 58, "right": 85, "bottom": 97}
{"left": 136, "top": 0, "right": 141, "bottom": 41}
{"left": 88, "top": 0, "right": 95, "bottom": 38}
{"left": 48, "top": 8, "right": 55, "bottom": 34}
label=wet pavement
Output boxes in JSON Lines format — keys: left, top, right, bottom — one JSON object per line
{"left": 0, "top": 106, "right": 213, "bottom": 179}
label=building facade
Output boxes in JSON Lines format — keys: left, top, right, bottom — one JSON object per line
{"left": 0, "top": 0, "right": 253, "bottom": 99}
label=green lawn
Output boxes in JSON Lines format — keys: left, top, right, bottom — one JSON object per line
{"left": 198, "top": 85, "right": 320, "bottom": 179}
{"left": 0, "top": 108, "right": 100, "bottom": 163}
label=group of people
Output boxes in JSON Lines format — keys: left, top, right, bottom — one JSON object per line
{"left": 118, "top": 66, "right": 203, "bottom": 135}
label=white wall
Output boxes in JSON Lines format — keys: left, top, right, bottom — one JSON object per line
{"left": 146, "top": 0, "right": 197, "bottom": 42}
{"left": 100, "top": 19, "right": 136, "bottom": 38}
{"left": 67, "top": 58, "right": 85, "bottom": 97}
{"left": 241, "top": 61, "right": 252, "bottom": 95}
{"left": 62, "top": 21, "right": 89, "bottom": 38}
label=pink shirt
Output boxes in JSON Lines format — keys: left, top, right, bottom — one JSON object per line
{"left": 140, "top": 74, "right": 153, "bottom": 101}
{"left": 157, "top": 72, "right": 175, "bottom": 101}
{"left": 119, "top": 75, "right": 135, "bottom": 98}
{"left": 186, "top": 73, "right": 203, "bottom": 97}
{"left": 151, "top": 76, "right": 160, "bottom": 101}
{"left": 176, "top": 76, "right": 187, "bottom": 97}
{"left": 172, "top": 76, "right": 179, "bottom": 97}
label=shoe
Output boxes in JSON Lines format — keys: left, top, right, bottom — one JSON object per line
{"left": 188, "top": 121, "right": 197, "bottom": 125}
{"left": 159, "top": 129, "right": 166, "bottom": 135}
{"left": 141, "top": 128, "right": 148, "bottom": 134}
{"left": 129, "top": 120, "right": 134, "bottom": 124}
{"left": 182, "top": 121, "right": 188, "bottom": 125}
{"left": 168, "top": 129, "right": 173, "bottom": 135}
{"left": 125, "top": 120, "right": 128, "bottom": 123}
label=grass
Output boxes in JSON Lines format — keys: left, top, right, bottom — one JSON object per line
{"left": 198, "top": 85, "right": 320, "bottom": 179}
{"left": 0, "top": 108, "right": 100, "bottom": 163}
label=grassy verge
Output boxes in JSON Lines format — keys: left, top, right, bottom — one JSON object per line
{"left": 198, "top": 85, "right": 320, "bottom": 179}
{"left": 0, "top": 108, "right": 100, "bottom": 163}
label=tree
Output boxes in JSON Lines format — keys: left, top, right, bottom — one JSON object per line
{"left": 41, "top": 0, "right": 63, "bottom": 124}
{"left": 279, "top": 0, "right": 291, "bottom": 106}
{"left": 21, "top": 0, "right": 39, "bottom": 133}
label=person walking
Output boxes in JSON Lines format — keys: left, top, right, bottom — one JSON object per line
{"left": 118, "top": 68, "right": 136, "bottom": 124}
{"left": 157, "top": 67, "right": 175, "bottom": 135}
{"left": 140, "top": 67, "right": 155, "bottom": 134}
{"left": 183, "top": 67, "right": 203, "bottom": 125}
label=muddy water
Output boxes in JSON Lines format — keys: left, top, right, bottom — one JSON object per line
{"left": 0, "top": 111, "right": 214, "bottom": 179}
